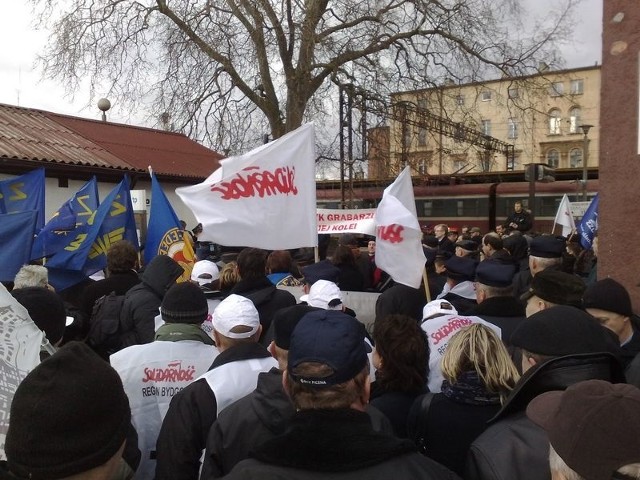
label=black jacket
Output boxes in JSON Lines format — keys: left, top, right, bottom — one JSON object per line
{"left": 504, "top": 210, "right": 532, "bottom": 233}
{"left": 231, "top": 277, "right": 296, "bottom": 343}
{"left": 465, "top": 353, "right": 626, "bottom": 480}
{"left": 464, "top": 296, "right": 526, "bottom": 345}
{"left": 223, "top": 408, "right": 461, "bottom": 480}
{"left": 201, "top": 369, "right": 395, "bottom": 479}
{"left": 155, "top": 342, "right": 275, "bottom": 480}
{"left": 119, "top": 256, "right": 183, "bottom": 348}
{"left": 369, "top": 382, "right": 424, "bottom": 439}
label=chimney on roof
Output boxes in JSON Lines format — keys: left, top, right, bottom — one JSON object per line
{"left": 98, "top": 98, "right": 111, "bottom": 122}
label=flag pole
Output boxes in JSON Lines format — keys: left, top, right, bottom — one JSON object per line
{"left": 422, "top": 267, "right": 431, "bottom": 303}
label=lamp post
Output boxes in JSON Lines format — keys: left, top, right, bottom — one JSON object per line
{"left": 580, "top": 124, "right": 593, "bottom": 201}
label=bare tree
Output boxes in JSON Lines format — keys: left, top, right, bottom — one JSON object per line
{"left": 31, "top": 0, "right": 579, "bottom": 153}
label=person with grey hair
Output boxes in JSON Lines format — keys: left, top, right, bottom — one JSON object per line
{"left": 13, "top": 264, "right": 49, "bottom": 289}
{"left": 527, "top": 379, "right": 640, "bottom": 480}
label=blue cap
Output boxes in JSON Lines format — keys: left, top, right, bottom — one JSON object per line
{"left": 288, "top": 310, "right": 370, "bottom": 387}
{"left": 302, "top": 260, "right": 340, "bottom": 285}
{"left": 444, "top": 255, "right": 478, "bottom": 281}
{"left": 475, "top": 260, "right": 517, "bottom": 287}
{"left": 529, "top": 235, "right": 565, "bottom": 258}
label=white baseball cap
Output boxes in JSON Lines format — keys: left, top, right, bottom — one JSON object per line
{"left": 422, "top": 299, "right": 457, "bottom": 320}
{"left": 191, "top": 260, "right": 220, "bottom": 286}
{"left": 306, "top": 280, "right": 343, "bottom": 310}
{"left": 212, "top": 294, "right": 260, "bottom": 338}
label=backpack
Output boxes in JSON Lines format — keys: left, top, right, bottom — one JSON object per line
{"left": 87, "top": 291, "right": 126, "bottom": 360}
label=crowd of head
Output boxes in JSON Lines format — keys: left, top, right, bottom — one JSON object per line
{"left": 2, "top": 211, "right": 640, "bottom": 480}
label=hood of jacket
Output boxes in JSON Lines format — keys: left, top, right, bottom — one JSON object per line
{"left": 139, "top": 255, "right": 184, "bottom": 298}
{"left": 252, "top": 368, "right": 294, "bottom": 434}
{"left": 491, "top": 352, "right": 625, "bottom": 422}
{"left": 232, "top": 277, "right": 278, "bottom": 307}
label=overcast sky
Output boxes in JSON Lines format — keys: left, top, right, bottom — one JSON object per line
{"left": 0, "top": 0, "right": 603, "bottom": 126}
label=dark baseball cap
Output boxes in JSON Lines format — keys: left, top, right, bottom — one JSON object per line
{"left": 456, "top": 239, "right": 478, "bottom": 252}
{"left": 444, "top": 255, "right": 477, "bottom": 282}
{"left": 475, "top": 260, "right": 516, "bottom": 288}
{"left": 527, "top": 380, "right": 640, "bottom": 480}
{"left": 520, "top": 269, "right": 586, "bottom": 307}
{"left": 288, "top": 310, "right": 370, "bottom": 387}
{"left": 511, "top": 305, "right": 619, "bottom": 356}
{"left": 529, "top": 235, "right": 566, "bottom": 258}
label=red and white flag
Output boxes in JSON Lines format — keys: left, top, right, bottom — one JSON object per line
{"left": 553, "top": 194, "right": 576, "bottom": 237}
{"left": 176, "top": 123, "right": 317, "bottom": 250}
{"left": 374, "top": 167, "right": 426, "bottom": 289}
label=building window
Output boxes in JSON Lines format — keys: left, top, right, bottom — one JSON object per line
{"left": 569, "top": 107, "right": 582, "bottom": 134}
{"left": 456, "top": 95, "right": 465, "bottom": 106}
{"left": 418, "top": 159, "right": 427, "bottom": 175}
{"left": 549, "top": 81, "right": 564, "bottom": 97}
{"left": 506, "top": 154, "right": 519, "bottom": 171}
{"left": 481, "top": 119, "right": 491, "bottom": 136}
{"left": 508, "top": 87, "right": 520, "bottom": 99}
{"left": 418, "top": 128, "right": 427, "bottom": 146}
{"left": 481, "top": 90, "right": 492, "bottom": 102}
{"left": 508, "top": 118, "right": 518, "bottom": 139}
{"left": 547, "top": 149, "right": 560, "bottom": 168}
{"left": 549, "top": 109, "right": 562, "bottom": 135}
{"left": 417, "top": 99, "right": 427, "bottom": 110}
{"left": 570, "top": 79, "right": 584, "bottom": 95}
{"left": 570, "top": 148, "right": 583, "bottom": 168}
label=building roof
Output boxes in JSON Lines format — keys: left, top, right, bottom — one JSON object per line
{"left": 0, "top": 103, "right": 223, "bottom": 181}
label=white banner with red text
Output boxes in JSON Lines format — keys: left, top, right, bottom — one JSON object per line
{"left": 176, "top": 123, "right": 317, "bottom": 250}
{"left": 316, "top": 208, "right": 377, "bottom": 235}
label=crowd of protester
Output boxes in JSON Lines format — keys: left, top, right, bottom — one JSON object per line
{"left": 2, "top": 209, "right": 640, "bottom": 480}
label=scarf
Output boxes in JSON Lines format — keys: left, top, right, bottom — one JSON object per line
{"left": 441, "top": 370, "right": 501, "bottom": 406}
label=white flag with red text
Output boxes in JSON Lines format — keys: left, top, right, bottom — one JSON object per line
{"left": 176, "top": 123, "right": 317, "bottom": 250}
{"left": 553, "top": 194, "right": 576, "bottom": 237}
{"left": 374, "top": 167, "right": 426, "bottom": 289}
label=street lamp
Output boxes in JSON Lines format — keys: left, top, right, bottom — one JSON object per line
{"left": 579, "top": 124, "right": 593, "bottom": 201}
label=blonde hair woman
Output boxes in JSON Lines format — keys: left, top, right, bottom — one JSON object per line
{"left": 408, "top": 324, "right": 519, "bottom": 476}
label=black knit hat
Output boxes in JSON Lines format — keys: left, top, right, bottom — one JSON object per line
{"left": 5, "top": 342, "right": 131, "bottom": 479}
{"left": 11, "top": 287, "right": 67, "bottom": 344}
{"left": 511, "top": 305, "right": 619, "bottom": 356}
{"left": 583, "top": 278, "right": 633, "bottom": 318}
{"left": 272, "top": 304, "right": 320, "bottom": 350}
{"left": 161, "top": 282, "right": 209, "bottom": 324}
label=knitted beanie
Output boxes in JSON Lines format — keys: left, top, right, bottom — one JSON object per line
{"left": 161, "top": 282, "right": 209, "bottom": 324}
{"left": 583, "top": 278, "right": 633, "bottom": 317}
{"left": 11, "top": 287, "right": 67, "bottom": 344}
{"left": 5, "top": 342, "right": 131, "bottom": 479}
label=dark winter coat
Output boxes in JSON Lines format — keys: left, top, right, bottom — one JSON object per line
{"left": 80, "top": 270, "right": 141, "bottom": 336}
{"left": 369, "top": 382, "right": 425, "bottom": 438}
{"left": 464, "top": 296, "right": 526, "bottom": 345}
{"left": 223, "top": 408, "right": 461, "bottom": 480}
{"left": 504, "top": 210, "right": 532, "bottom": 233}
{"left": 200, "top": 369, "right": 397, "bottom": 479}
{"left": 407, "top": 393, "right": 500, "bottom": 476}
{"left": 465, "top": 353, "right": 626, "bottom": 480}
{"left": 119, "top": 255, "right": 183, "bottom": 348}
{"left": 155, "top": 342, "right": 275, "bottom": 480}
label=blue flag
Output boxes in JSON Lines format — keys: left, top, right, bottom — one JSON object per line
{"left": 46, "top": 177, "right": 139, "bottom": 291}
{"left": 0, "top": 168, "right": 46, "bottom": 230}
{"left": 0, "top": 211, "right": 38, "bottom": 282}
{"left": 144, "top": 173, "right": 182, "bottom": 265}
{"left": 578, "top": 194, "right": 599, "bottom": 250}
{"left": 144, "top": 173, "right": 193, "bottom": 279}
{"left": 31, "top": 177, "right": 100, "bottom": 260}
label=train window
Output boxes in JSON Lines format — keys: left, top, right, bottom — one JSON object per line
{"left": 538, "top": 197, "right": 560, "bottom": 217}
